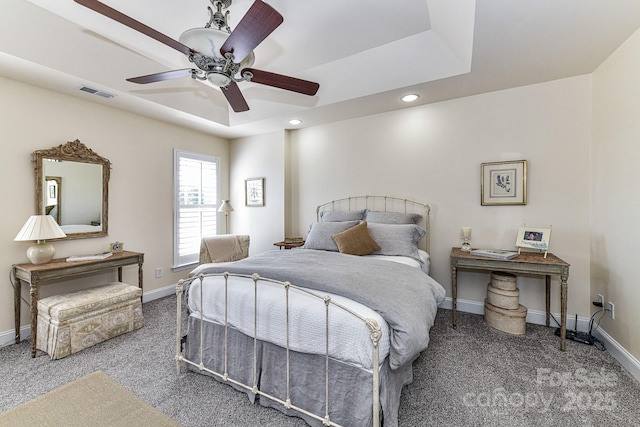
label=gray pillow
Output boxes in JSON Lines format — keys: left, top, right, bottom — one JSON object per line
{"left": 319, "top": 210, "right": 366, "bottom": 222}
{"left": 303, "top": 221, "right": 360, "bottom": 251}
{"left": 367, "top": 223, "right": 426, "bottom": 261}
{"left": 364, "top": 210, "right": 422, "bottom": 225}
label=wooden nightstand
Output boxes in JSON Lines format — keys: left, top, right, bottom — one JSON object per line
{"left": 450, "top": 247, "right": 570, "bottom": 351}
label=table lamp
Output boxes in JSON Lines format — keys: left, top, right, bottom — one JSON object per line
{"left": 14, "top": 215, "right": 67, "bottom": 264}
{"left": 218, "top": 200, "right": 234, "bottom": 234}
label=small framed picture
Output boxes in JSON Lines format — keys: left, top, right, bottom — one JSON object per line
{"left": 110, "top": 241, "right": 124, "bottom": 253}
{"left": 515, "top": 226, "right": 551, "bottom": 252}
{"left": 481, "top": 160, "right": 527, "bottom": 206}
{"left": 245, "top": 177, "right": 264, "bottom": 207}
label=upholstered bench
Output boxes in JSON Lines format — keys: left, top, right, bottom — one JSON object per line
{"left": 36, "top": 282, "right": 143, "bottom": 359}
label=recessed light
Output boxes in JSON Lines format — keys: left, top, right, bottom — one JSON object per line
{"left": 288, "top": 119, "right": 303, "bottom": 125}
{"left": 401, "top": 94, "right": 419, "bottom": 103}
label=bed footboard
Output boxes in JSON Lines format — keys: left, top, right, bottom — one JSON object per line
{"left": 176, "top": 273, "right": 382, "bottom": 427}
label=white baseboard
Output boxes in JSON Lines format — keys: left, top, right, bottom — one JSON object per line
{"left": 592, "top": 327, "right": 640, "bottom": 383}
{"left": 439, "top": 297, "right": 640, "bottom": 383}
{"left": 3, "top": 291, "right": 638, "bottom": 384}
{"left": 438, "top": 297, "right": 591, "bottom": 331}
{"left": 0, "top": 283, "right": 178, "bottom": 348}
{"left": 141, "top": 283, "right": 177, "bottom": 303}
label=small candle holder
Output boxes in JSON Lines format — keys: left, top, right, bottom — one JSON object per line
{"left": 460, "top": 227, "right": 472, "bottom": 252}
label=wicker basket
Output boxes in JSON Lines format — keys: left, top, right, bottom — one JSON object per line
{"left": 490, "top": 271, "right": 517, "bottom": 291}
{"left": 486, "top": 284, "right": 520, "bottom": 310}
{"left": 484, "top": 299, "right": 527, "bottom": 335}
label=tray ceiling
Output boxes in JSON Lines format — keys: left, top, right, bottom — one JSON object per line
{"left": 1, "top": 0, "right": 640, "bottom": 138}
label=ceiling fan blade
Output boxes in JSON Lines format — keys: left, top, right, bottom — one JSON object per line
{"left": 243, "top": 68, "right": 319, "bottom": 96}
{"left": 221, "top": 82, "right": 250, "bottom": 112}
{"left": 74, "top": 0, "right": 194, "bottom": 56}
{"left": 126, "top": 69, "right": 196, "bottom": 84}
{"left": 220, "top": 0, "right": 283, "bottom": 63}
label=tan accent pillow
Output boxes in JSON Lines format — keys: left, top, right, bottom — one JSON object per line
{"left": 331, "top": 221, "right": 381, "bottom": 256}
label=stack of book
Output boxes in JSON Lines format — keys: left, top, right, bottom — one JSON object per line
{"left": 66, "top": 252, "right": 113, "bottom": 262}
{"left": 469, "top": 249, "right": 518, "bottom": 260}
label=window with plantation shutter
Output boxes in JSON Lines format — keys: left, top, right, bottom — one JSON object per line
{"left": 173, "top": 150, "right": 219, "bottom": 268}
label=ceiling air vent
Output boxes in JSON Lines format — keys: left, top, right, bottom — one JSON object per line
{"left": 78, "top": 85, "right": 116, "bottom": 99}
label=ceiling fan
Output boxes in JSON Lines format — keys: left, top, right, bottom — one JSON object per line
{"left": 74, "top": 0, "right": 320, "bottom": 112}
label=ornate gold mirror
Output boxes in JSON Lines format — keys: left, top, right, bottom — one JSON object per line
{"left": 33, "top": 140, "right": 110, "bottom": 239}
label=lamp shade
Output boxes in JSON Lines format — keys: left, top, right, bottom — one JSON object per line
{"left": 14, "top": 215, "right": 67, "bottom": 242}
{"left": 218, "top": 200, "right": 234, "bottom": 213}
{"left": 14, "top": 215, "right": 66, "bottom": 264}
{"left": 218, "top": 200, "right": 234, "bottom": 234}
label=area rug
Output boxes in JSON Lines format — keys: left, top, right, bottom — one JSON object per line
{"left": 0, "top": 370, "right": 182, "bottom": 427}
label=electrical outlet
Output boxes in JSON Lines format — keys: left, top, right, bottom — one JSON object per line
{"left": 155, "top": 267, "right": 163, "bottom": 279}
{"left": 608, "top": 302, "right": 615, "bottom": 320}
{"left": 597, "top": 294, "right": 605, "bottom": 307}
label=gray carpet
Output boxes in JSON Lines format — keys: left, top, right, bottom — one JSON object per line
{"left": 1, "top": 295, "right": 639, "bottom": 426}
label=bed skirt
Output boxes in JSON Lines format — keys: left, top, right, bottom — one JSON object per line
{"left": 184, "top": 316, "right": 413, "bottom": 427}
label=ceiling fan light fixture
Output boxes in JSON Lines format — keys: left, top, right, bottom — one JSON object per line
{"left": 401, "top": 94, "right": 420, "bottom": 103}
{"left": 179, "top": 28, "right": 255, "bottom": 69}
{"left": 207, "top": 72, "right": 232, "bottom": 87}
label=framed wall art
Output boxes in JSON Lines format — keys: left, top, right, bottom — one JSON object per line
{"left": 245, "top": 177, "right": 264, "bottom": 207}
{"left": 481, "top": 160, "right": 527, "bottom": 206}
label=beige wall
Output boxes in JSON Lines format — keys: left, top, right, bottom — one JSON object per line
{"left": 229, "top": 131, "right": 286, "bottom": 254}
{"left": 0, "top": 77, "right": 229, "bottom": 342}
{"left": 287, "top": 76, "right": 593, "bottom": 322}
{"left": 592, "top": 27, "right": 640, "bottom": 358}
{"left": 5, "top": 27, "right": 640, "bottom": 368}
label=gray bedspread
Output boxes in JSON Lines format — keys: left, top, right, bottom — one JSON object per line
{"left": 192, "top": 249, "right": 446, "bottom": 369}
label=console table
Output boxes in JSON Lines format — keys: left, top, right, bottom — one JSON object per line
{"left": 12, "top": 250, "right": 144, "bottom": 357}
{"left": 450, "top": 247, "right": 570, "bottom": 351}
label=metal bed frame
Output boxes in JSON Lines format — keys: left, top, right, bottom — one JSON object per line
{"left": 176, "top": 272, "right": 382, "bottom": 427}
{"left": 176, "top": 196, "right": 431, "bottom": 426}
{"left": 316, "top": 195, "right": 431, "bottom": 253}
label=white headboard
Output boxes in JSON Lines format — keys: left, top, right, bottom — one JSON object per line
{"left": 316, "top": 195, "right": 431, "bottom": 253}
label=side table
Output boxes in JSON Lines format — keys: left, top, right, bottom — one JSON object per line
{"left": 450, "top": 247, "right": 570, "bottom": 351}
{"left": 274, "top": 239, "right": 305, "bottom": 250}
{"left": 12, "top": 250, "right": 144, "bottom": 357}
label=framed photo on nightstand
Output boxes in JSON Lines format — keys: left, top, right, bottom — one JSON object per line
{"left": 110, "top": 241, "right": 124, "bottom": 253}
{"left": 515, "top": 226, "right": 551, "bottom": 257}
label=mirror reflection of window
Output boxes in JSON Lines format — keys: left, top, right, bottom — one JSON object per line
{"left": 45, "top": 176, "right": 62, "bottom": 225}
